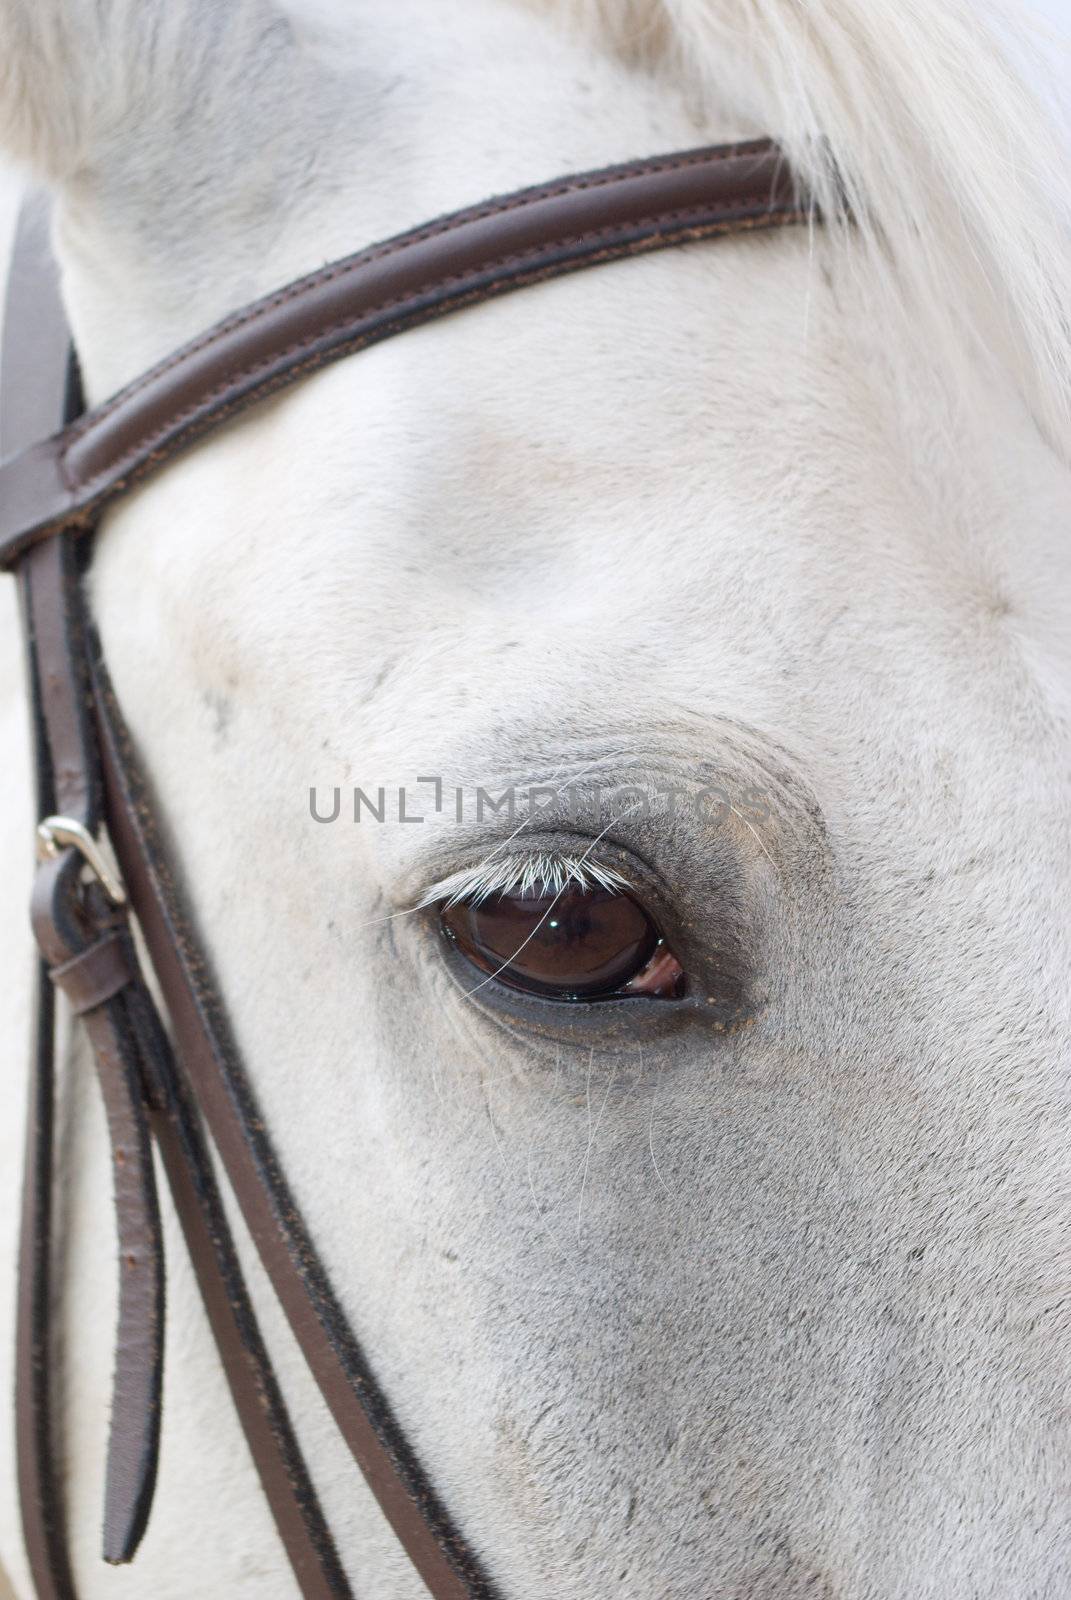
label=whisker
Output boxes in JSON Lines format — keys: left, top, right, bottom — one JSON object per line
{"left": 351, "top": 901, "right": 427, "bottom": 934}
{"left": 577, "top": 1049, "right": 616, "bottom": 1238}
{"left": 646, "top": 1049, "right": 671, "bottom": 1197}
{"left": 728, "top": 801, "right": 777, "bottom": 869}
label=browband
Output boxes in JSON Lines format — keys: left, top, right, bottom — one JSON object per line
{"left": 1, "top": 139, "right": 811, "bottom": 1598}
{"left": 0, "top": 140, "right": 802, "bottom": 568}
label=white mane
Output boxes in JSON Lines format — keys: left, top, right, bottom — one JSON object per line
{"left": 536, "top": 0, "right": 1071, "bottom": 450}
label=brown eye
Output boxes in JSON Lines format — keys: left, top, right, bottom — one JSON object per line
{"left": 440, "top": 883, "right": 685, "bottom": 1002}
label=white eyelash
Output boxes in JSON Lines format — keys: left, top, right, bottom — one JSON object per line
{"left": 418, "top": 852, "right": 629, "bottom": 910}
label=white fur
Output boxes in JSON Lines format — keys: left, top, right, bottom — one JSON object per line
{"left": 0, "top": 2, "right": 1069, "bottom": 1596}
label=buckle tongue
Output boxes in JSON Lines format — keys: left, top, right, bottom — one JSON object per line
{"left": 36, "top": 815, "right": 127, "bottom": 907}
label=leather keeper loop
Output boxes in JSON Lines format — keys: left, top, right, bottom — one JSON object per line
{"left": 50, "top": 929, "right": 136, "bottom": 1015}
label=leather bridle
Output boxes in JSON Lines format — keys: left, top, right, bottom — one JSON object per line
{"left": 0, "top": 140, "right": 810, "bottom": 1598}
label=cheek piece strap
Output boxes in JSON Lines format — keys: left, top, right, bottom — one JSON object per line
{"left": 0, "top": 141, "right": 810, "bottom": 1599}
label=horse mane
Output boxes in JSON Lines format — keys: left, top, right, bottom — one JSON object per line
{"left": 535, "top": 0, "right": 1071, "bottom": 452}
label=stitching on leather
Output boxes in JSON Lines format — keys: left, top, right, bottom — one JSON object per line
{"left": 68, "top": 197, "right": 797, "bottom": 491}
{"left": 62, "top": 205, "right": 802, "bottom": 511}
{"left": 62, "top": 141, "right": 784, "bottom": 441}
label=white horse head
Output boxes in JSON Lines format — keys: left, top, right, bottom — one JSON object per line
{"left": 0, "top": 1, "right": 1069, "bottom": 1595}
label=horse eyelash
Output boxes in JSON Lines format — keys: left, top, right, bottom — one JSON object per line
{"left": 417, "top": 852, "right": 630, "bottom": 910}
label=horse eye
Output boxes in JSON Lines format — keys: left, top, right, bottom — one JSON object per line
{"left": 439, "top": 883, "right": 685, "bottom": 1002}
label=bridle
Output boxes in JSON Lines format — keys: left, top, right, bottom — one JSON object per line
{"left": 0, "top": 140, "right": 810, "bottom": 1598}
{"left": 1, "top": 135, "right": 811, "bottom": 1600}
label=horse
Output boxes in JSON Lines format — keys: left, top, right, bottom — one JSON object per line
{"left": 0, "top": 0, "right": 1068, "bottom": 1595}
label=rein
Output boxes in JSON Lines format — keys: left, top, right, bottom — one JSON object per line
{"left": 0, "top": 140, "right": 809, "bottom": 1599}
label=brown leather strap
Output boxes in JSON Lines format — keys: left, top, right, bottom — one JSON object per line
{"left": 114, "top": 927, "right": 356, "bottom": 1599}
{"left": 5, "top": 205, "right": 352, "bottom": 1597}
{"left": 31, "top": 794, "right": 354, "bottom": 1594}
{"left": 20, "top": 530, "right": 165, "bottom": 1570}
{"left": 92, "top": 658, "right": 495, "bottom": 1597}
{"left": 141, "top": 1051, "right": 355, "bottom": 1600}
{"left": 0, "top": 139, "right": 803, "bottom": 567}
{"left": 14, "top": 959, "right": 75, "bottom": 1600}
{"left": 30, "top": 859, "right": 164, "bottom": 1566}
{"left": 6, "top": 197, "right": 84, "bottom": 1600}
{"left": 48, "top": 930, "right": 136, "bottom": 1016}
{"left": 21, "top": 538, "right": 358, "bottom": 1595}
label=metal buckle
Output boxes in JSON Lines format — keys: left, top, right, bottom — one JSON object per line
{"left": 36, "top": 815, "right": 127, "bottom": 908}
